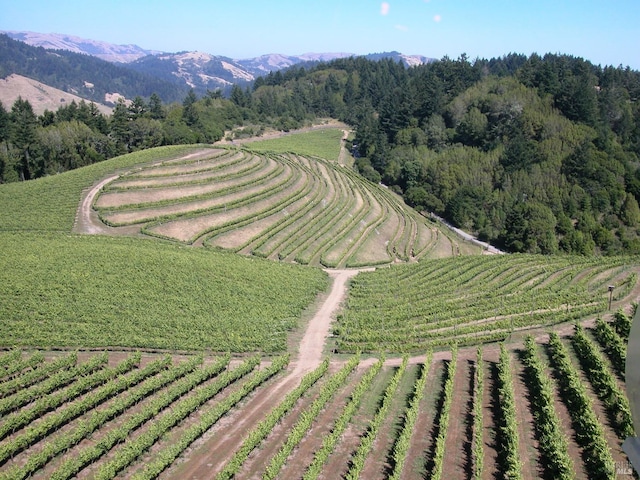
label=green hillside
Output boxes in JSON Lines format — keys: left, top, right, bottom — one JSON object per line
{"left": 0, "top": 145, "right": 329, "bottom": 352}
{"left": 0, "top": 232, "right": 327, "bottom": 352}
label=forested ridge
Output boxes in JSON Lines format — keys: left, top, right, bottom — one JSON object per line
{"left": 0, "top": 34, "right": 186, "bottom": 104}
{"left": 1, "top": 49, "right": 640, "bottom": 255}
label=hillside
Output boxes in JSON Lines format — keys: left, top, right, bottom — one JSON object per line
{"left": 0, "top": 74, "right": 113, "bottom": 115}
{"left": 2, "top": 31, "right": 159, "bottom": 62}
{"left": 2, "top": 31, "right": 435, "bottom": 96}
{"left": 0, "top": 33, "right": 186, "bottom": 104}
{"left": 0, "top": 134, "right": 638, "bottom": 479}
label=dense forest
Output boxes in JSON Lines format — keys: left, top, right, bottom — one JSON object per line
{"left": 2, "top": 51, "right": 640, "bottom": 256}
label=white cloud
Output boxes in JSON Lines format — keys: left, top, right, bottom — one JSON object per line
{"left": 381, "top": 2, "right": 390, "bottom": 15}
{"left": 433, "top": 14, "right": 442, "bottom": 22}
{"left": 395, "top": 24, "right": 409, "bottom": 31}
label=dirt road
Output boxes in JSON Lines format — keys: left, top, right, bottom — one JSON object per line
{"left": 169, "top": 268, "right": 364, "bottom": 479}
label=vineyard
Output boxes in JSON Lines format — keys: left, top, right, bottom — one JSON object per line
{"left": 336, "top": 253, "right": 639, "bottom": 352}
{"left": 0, "top": 314, "right": 635, "bottom": 479}
{"left": 90, "top": 145, "right": 470, "bottom": 268}
{"left": 0, "top": 232, "right": 328, "bottom": 352}
{"left": 1, "top": 128, "right": 640, "bottom": 478}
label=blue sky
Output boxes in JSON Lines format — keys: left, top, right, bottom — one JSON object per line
{"left": 1, "top": 0, "right": 638, "bottom": 68}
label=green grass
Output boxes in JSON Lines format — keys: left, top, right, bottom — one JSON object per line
{"left": 0, "top": 232, "right": 328, "bottom": 352}
{"left": 245, "top": 128, "right": 344, "bottom": 161}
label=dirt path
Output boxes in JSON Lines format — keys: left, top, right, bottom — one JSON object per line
{"left": 166, "top": 268, "right": 364, "bottom": 479}
{"left": 73, "top": 175, "right": 119, "bottom": 235}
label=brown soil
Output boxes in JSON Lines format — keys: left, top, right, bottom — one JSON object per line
{"left": 440, "top": 352, "right": 474, "bottom": 480}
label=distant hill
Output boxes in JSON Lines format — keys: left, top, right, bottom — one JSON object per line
{"left": 2, "top": 31, "right": 435, "bottom": 96}
{"left": 0, "top": 73, "right": 113, "bottom": 115}
{"left": 2, "top": 31, "right": 160, "bottom": 63}
{"left": 0, "top": 34, "right": 187, "bottom": 105}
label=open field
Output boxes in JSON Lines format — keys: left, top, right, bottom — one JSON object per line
{"left": 1, "top": 129, "right": 639, "bottom": 478}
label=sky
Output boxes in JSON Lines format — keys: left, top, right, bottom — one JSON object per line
{"left": 1, "top": 0, "right": 639, "bottom": 69}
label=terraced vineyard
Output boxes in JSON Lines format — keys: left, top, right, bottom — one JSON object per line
{"left": 336, "top": 253, "right": 639, "bottom": 352}
{"left": 92, "top": 147, "right": 463, "bottom": 267}
{"left": 0, "top": 316, "right": 635, "bottom": 479}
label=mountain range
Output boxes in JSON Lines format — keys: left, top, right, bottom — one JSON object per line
{"left": 2, "top": 31, "right": 434, "bottom": 98}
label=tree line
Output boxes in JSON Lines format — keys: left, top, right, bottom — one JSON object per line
{"left": 2, "top": 52, "right": 640, "bottom": 255}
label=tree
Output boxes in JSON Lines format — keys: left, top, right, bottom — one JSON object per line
{"left": 148, "top": 93, "right": 165, "bottom": 120}
{"left": 502, "top": 201, "right": 558, "bottom": 253}
{"left": 10, "top": 97, "right": 39, "bottom": 180}
{"left": 620, "top": 193, "right": 640, "bottom": 227}
{"left": 182, "top": 89, "right": 199, "bottom": 127}
{"left": 128, "top": 96, "right": 147, "bottom": 119}
{"left": 109, "top": 99, "right": 131, "bottom": 154}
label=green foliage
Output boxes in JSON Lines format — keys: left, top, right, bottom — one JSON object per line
{"left": 345, "top": 355, "right": 407, "bottom": 480}
{"left": 521, "top": 336, "right": 574, "bottom": 479}
{"left": 496, "top": 344, "right": 521, "bottom": 479}
{"left": 216, "top": 359, "right": 329, "bottom": 480}
{"left": 428, "top": 348, "right": 455, "bottom": 480}
{"left": 546, "top": 332, "right": 616, "bottom": 479}
{"left": 246, "top": 127, "right": 344, "bottom": 161}
{"left": 593, "top": 318, "right": 627, "bottom": 378}
{"left": 472, "top": 347, "right": 484, "bottom": 480}
{"left": 303, "top": 358, "right": 383, "bottom": 480}
{"left": 263, "top": 355, "right": 360, "bottom": 480}
{"left": 336, "top": 254, "right": 637, "bottom": 353}
{"left": 571, "top": 324, "right": 634, "bottom": 439}
{"left": 390, "top": 350, "right": 433, "bottom": 480}
{"left": 0, "top": 232, "right": 328, "bottom": 352}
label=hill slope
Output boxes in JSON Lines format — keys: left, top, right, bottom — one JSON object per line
{"left": 0, "top": 33, "right": 186, "bottom": 104}
{"left": 0, "top": 73, "right": 113, "bottom": 115}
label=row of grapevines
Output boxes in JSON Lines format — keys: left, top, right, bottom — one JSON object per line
{"left": 303, "top": 357, "right": 384, "bottom": 480}
{"left": 0, "top": 351, "right": 21, "bottom": 369}
{"left": 0, "top": 354, "right": 167, "bottom": 465}
{"left": 48, "top": 354, "right": 231, "bottom": 480}
{"left": 547, "top": 332, "right": 615, "bottom": 479}
{"left": 521, "top": 336, "right": 573, "bottom": 479}
{"left": 0, "top": 352, "right": 79, "bottom": 399}
{"left": 430, "top": 346, "right": 457, "bottom": 480}
{"left": 216, "top": 358, "right": 329, "bottom": 480}
{"left": 472, "top": 346, "right": 484, "bottom": 480}
{"left": 1, "top": 351, "right": 44, "bottom": 378}
{"left": 91, "top": 355, "right": 267, "bottom": 480}
{"left": 345, "top": 356, "right": 408, "bottom": 480}
{"left": 0, "top": 352, "right": 138, "bottom": 443}
{"left": 0, "top": 353, "right": 113, "bottom": 416}
{"left": 0, "top": 355, "right": 204, "bottom": 480}
{"left": 496, "top": 343, "right": 521, "bottom": 479}
{"left": 612, "top": 309, "right": 632, "bottom": 340}
{"left": 263, "top": 355, "right": 360, "bottom": 480}
{"left": 571, "top": 324, "right": 634, "bottom": 439}
{"left": 593, "top": 318, "right": 627, "bottom": 378}
{"left": 131, "top": 354, "right": 290, "bottom": 480}
{"left": 389, "top": 350, "right": 433, "bottom": 480}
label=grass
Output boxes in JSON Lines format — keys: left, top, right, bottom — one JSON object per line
{"left": 245, "top": 128, "right": 344, "bottom": 161}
